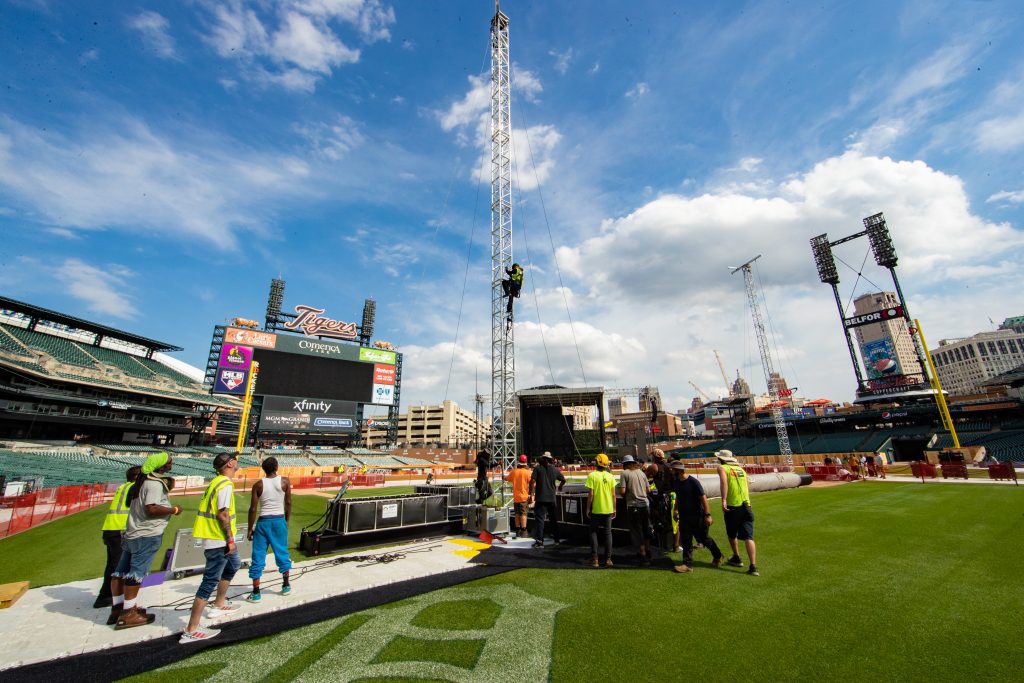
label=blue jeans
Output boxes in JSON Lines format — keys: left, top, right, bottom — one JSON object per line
{"left": 248, "top": 516, "right": 292, "bottom": 579}
{"left": 196, "top": 548, "right": 241, "bottom": 601}
{"left": 112, "top": 534, "right": 163, "bottom": 584}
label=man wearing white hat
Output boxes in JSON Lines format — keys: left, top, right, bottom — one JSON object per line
{"left": 716, "top": 450, "right": 759, "bottom": 576}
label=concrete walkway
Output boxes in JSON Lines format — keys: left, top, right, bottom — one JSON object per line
{"left": 0, "top": 535, "right": 491, "bottom": 672}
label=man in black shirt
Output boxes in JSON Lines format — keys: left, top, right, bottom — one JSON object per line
{"left": 649, "top": 449, "right": 674, "bottom": 550}
{"left": 670, "top": 461, "right": 723, "bottom": 573}
{"left": 528, "top": 451, "right": 565, "bottom": 548}
{"left": 474, "top": 450, "right": 492, "bottom": 504}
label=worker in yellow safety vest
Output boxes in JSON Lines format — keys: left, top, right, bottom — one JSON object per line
{"left": 501, "top": 263, "right": 524, "bottom": 324}
{"left": 94, "top": 466, "right": 140, "bottom": 609}
{"left": 181, "top": 453, "right": 242, "bottom": 644}
{"left": 716, "top": 449, "right": 759, "bottom": 577}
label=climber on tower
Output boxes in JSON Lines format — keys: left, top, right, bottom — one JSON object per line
{"left": 501, "top": 263, "right": 523, "bottom": 323}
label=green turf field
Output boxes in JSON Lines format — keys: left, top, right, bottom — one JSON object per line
{"left": 0, "top": 486, "right": 413, "bottom": 587}
{"left": 132, "top": 482, "right": 1023, "bottom": 682}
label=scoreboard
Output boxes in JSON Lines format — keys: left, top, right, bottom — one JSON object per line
{"left": 211, "top": 326, "right": 399, "bottom": 433}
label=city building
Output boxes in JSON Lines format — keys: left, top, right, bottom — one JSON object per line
{"left": 853, "top": 292, "right": 923, "bottom": 379}
{"left": 606, "top": 396, "right": 628, "bottom": 418}
{"left": 931, "top": 329, "right": 1024, "bottom": 396}
{"left": 1000, "top": 316, "right": 1024, "bottom": 334}
{"left": 363, "top": 400, "right": 489, "bottom": 449}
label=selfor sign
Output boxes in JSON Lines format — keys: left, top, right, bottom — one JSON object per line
{"left": 842, "top": 305, "right": 904, "bottom": 329}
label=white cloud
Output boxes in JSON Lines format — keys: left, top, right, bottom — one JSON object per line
{"left": 270, "top": 10, "right": 359, "bottom": 73}
{"left": 126, "top": 10, "right": 179, "bottom": 60}
{"left": 439, "top": 68, "right": 559, "bottom": 190}
{"left": 888, "top": 43, "right": 973, "bottom": 105}
{"left": 56, "top": 258, "right": 138, "bottom": 318}
{"left": 45, "top": 227, "right": 80, "bottom": 239}
{"left": 976, "top": 111, "right": 1024, "bottom": 151}
{"left": 294, "top": 115, "right": 364, "bottom": 160}
{"left": 549, "top": 47, "right": 573, "bottom": 75}
{"left": 625, "top": 82, "right": 649, "bottom": 99}
{"left": 79, "top": 48, "right": 99, "bottom": 64}
{"left": 519, "top": 149, "right": 1024, "bottom": 406}
{"left": 987, "top": 189, "right": 1024, "bottom": 205}
{"left": 0, "top": 115, "right": 312, "bottom": 249}
{"left": 199, "top": 0, "right": 395, "bottom": 92}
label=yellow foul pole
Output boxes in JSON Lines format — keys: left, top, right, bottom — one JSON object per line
{"left": 913, "top": 320, "right": 960, "bottom": 449}
{"left": 235, "top": 361, "right": 260, "bottom": 453}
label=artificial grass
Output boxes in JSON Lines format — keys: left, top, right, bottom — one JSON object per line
{"left": 0, "top": 485, "right": 414, "bottom": 587}
{"left": 138, "top": 482, "right": 1023, "bottom": 681}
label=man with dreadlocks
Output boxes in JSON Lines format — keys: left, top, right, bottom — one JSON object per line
{"left": 109, "top": 452, "right": 182, "bottom": 629}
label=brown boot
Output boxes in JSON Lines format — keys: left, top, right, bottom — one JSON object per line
{"left": 108, "top": 605, "right": 148, "bottom": 624}
{"left": 114, "top": 607, "right": 156, "bottom": 630}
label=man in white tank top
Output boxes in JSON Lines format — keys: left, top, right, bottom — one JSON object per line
{"left": 246, "top": 457, "right": 292, "bottom": 601}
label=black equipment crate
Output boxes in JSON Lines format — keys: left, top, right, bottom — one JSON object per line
{"left": 326, "top": 493, "right": 447, "bottom": 536}
{"left": 414, "top": 484, "right": 476, "bottom": 507}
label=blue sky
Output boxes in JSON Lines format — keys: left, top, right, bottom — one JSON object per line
{"left": 1, "top": 0, "right": 1022, "bottom": 415}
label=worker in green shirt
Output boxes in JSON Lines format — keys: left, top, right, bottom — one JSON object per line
{"left": 585, "top": 453, "right": 617, "bottom": 568}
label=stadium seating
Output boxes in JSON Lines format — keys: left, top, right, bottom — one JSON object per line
{"left": 135, "top": 357, "right": 195, "bottom": 386}
{"left": 81, "top": 345, "right": 155, "bottom": 379}
{"left": 274, "top": 456, "right": 315, "bottom": 467}
{"left": 0, "top": 327, "right": 32, "bottom": 356}
{"left": 0, "top": 325, "right": 96, "bottom": 368}
{"left": 310, "top": 456, "right": 362, "bottom": 467}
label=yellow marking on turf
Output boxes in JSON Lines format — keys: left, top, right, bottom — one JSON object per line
{"left": 446, "top": 538, "right": 491, "bottom": 550}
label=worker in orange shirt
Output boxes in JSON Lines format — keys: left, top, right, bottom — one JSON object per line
{"left": 506, "top": 454, "right": 532, "bottom": 539}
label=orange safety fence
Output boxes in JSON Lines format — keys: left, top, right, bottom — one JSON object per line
{"left": 0, "top": 482, "right": 115, "bottom": 538}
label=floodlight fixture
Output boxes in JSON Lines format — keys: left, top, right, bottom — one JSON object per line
{"left": 265, "top": 278, "right": 286, "bottom": 330}
{"left": 360, "top": 297, "right": 376, "bottom": 341}
{"left": 810, "top": 234, "right": 839, "bottom": 284}
{"left": 864, "top": 212, "right": 898, "bottom": 268}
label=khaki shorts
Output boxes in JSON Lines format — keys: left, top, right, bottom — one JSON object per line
{"left": 514, "top": 502, "right": 530, "bottom": 516}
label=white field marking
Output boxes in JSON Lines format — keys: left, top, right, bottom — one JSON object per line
{"left": 298, "top": 584, "right": 567, "bottom": 683}
{"left": 155, "top": 615, "right": 344, "bottom": 680}
{"left": 148, "top": 584, "right": 567, "bottom": 682}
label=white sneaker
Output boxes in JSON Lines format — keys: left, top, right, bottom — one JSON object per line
{"left": 180, "top": 627, "right": 220, "bottom": 644}
{"left": 206, "top": 601, "right": 240, "bottom": 618}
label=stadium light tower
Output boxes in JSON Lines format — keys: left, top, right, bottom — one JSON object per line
{"left": 731, "top": 256, "right": 793, "bottom": 465}
{"left": 489, "top": 1, "right": 516, "bottom": 489}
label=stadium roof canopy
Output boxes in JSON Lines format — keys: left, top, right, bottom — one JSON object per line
{"left": 0, "top": 295, "right": 183, "bottom": 352}
{"left": 979, "top": 363, "right": 1024, "bottom": 388}
{"left": 517, "top": 385, "right": 604, "bottom": 408}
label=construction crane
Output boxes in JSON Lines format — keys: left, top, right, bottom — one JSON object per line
{"left": 714, "top": 350, "right": 733, "bottom": 398}
{"left": 688, "top": 381, "right": 714, "bottom": 403}
{"left": 731, "top": 255, "right": 793, "bottom": 465}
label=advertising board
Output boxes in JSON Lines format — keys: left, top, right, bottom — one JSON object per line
{"left": 258, "top": 395, "right": 359, "bottom": 433}
{"left": 214, "top": 368, "right": 248, "bottom": 394}
{"left": 861, "top": 338, "right": 902, "bottom": 379}
{"left": 224, "top": 327, "right": 277, "bottom": 349}
{"left": 219, "top": 343, "right": 253, "bottom": 371}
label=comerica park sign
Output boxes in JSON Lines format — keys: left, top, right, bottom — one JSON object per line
{"left": 283, "top": 305, "right": 358, "bottom": 341}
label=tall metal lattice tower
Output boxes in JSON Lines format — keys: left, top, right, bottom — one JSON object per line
{"left": 731, "top": 256, "right": 793, "bottom": 465}
{"left": 489, "top": 3, "right": 516, "bottom": 483}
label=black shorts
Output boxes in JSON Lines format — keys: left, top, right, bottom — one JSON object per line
{"left": 725, "top": 504, "right": 754, "bottom": 541}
